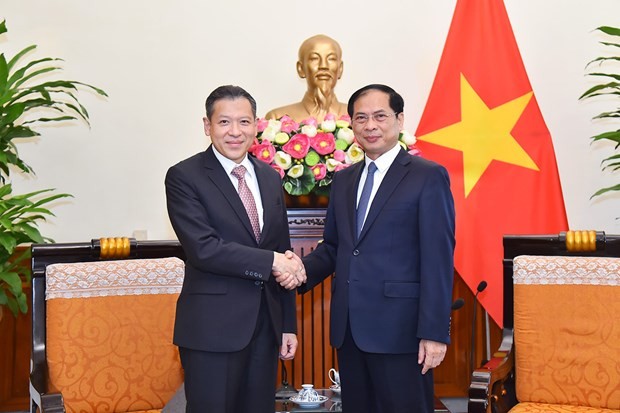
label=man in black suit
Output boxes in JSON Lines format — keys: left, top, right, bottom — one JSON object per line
{"left": 165, "top": 85, "right": 304, "bottom": 413}
{"left": 300, "top": 84, "right": 456, "bottom": 412}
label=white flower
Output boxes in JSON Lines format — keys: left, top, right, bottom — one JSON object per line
{"left": 321, "top": 119, "right": 336, "bottom": 132}
{"left": 287, "top": 164, "right": 304, "bottom": 178}
{"left": 301, "top": 124, "right": 317, "bottom": 137}
{"left": 336, "top": 127, "right": 355, "bottom": 144}
{"left": 346, "top": 143, "right": 365, "bottom": 164}
{"left": 399, "top": 130, "right": 416, "bottom": 146}
{"left": 268, "top": 119, "right": 282, "bottom": 132}
{"left": 326, "top": 158, "right": 343, "bottom": 172}
{"left": 274, "top": 151, "right": 292, "bottom": 170}
{"left": 262, "top": 126, "right": 278, "bottom": 142}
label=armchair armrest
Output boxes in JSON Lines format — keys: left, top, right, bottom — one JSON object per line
{"left": 30, "top": 359, "right": 65, "bottom": 413}
{"left": 468, "top": 328, "right": 517, "bottom": 413}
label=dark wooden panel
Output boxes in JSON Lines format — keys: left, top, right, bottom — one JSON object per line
{"left": 0, "top": 286, "right": 31, "bottom": 412}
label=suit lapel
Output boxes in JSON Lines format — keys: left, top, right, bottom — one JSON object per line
{"left": 357, "top": 150, "right": 411, "bottom": 242}
{"left": 203, "top": 146, "right": 257, "bottom": 243}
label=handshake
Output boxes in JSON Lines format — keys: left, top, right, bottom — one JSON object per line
{"left": 272, "top": 251, "right": 306, "bottom": 290}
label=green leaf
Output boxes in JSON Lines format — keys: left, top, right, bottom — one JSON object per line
{"left": 591, "top": 130, "right": 620, "bottom": 144}
{"left": 586, "top": 56, "right": 620, "bottom": 68}
{"left": 0, "top": 271, "right": 22, "bottom": 294}
{"left": 16, "top": 291, "right": 27, "bottom": 313}
{"left": 1, "top": 102, "right": 26, "bottom": 125}
{"left": 0, "top": 183, "right": 13, "bottom": 198}
{"left": 579, "top": 82, "right": 620, "bottom": 99}
{"left": 12, "top": 64, "right": 61, "bottom": 89}
{"left": 0, "top": 233, "right": 17, "bottom": 255}
{"left": 588, "top": 72, "right": 620, "bottom": 82}
{"left": 22, "top": 115, "right": 77, "bottom": 125}
{"left": 73, "top": 81, "right": 109, "bottom": 98}
{"left": 0, "top": 20, "right": 6, "bottom": 36}
{"left": 7, "top": 44, "right": 37, "bottom": 71}
{"left": 593, "top": 111, "right": 620, "bottom": 120}
{"left": 0, "top": 54, "right": 8, "bottom": 95}
{"left": 284, "top": 167, "right": 316, "bottom": 195}
{"left": 591, "top": 183, "right": 620, "bottom": 198}
{"left": 13, "top": 222, "right": 44, "bottom": 243}
{"left": 600, "top": 41, "right": 620, "bottom": 49}
{"left": 596, "top": 26, "right": 620, "bottom": 37}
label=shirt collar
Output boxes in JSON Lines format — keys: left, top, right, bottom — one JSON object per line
{"left": 212, "top": 145, "right": 256, "bottom": 179}
{"left": 364, "top": 142, "right": 401, "bottom": 173}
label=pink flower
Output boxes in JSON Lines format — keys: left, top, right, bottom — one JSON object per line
{"left": 300, "top": 117, "right": 318, "bottom": 127}
{"left": 324, "top": 113, "right": 336, "bottom": 121}
{"left": 338, "top": 114, "right": 351, "bottom": 123}
{"left": 254, "top": 141, "right": 276, "bottom": 163}
{"left": 408, "top": 147, "right": 422, "bottom": 157}
{"left": 280, "top": 115, "right": 299, "bottom": 134}
{"left": 248, "top": 137, "right": 260, "bottom": 154}
{"left": 310, "top": 132, "right": 336, "bottom": 155}
{"left": 334, "top": 163, "right": 349, "bottom": 172}
{"left": 257, "top": 118, "right": 269, "bottom": 133}
{"left": 282, "top": 134, "right": 311, "bottom": 159}
{"left": 312, "top": 163, "right": 327, "bottom": 180}
{"left": 271, "top": 163, "right": 285, "bottom": 178}
{"left": 333, "top": 149, "right": 346, "bottom": 162}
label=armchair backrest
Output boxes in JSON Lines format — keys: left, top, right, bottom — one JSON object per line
{"left": 30, "top": 238, "right": 186, "bottom": 413}
{"left": 512, "top": 255, "right": 619, "bottom": 409}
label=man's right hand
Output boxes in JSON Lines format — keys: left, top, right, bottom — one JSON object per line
{"left": 272, "top": 251, "right": 306, "bottom": 289}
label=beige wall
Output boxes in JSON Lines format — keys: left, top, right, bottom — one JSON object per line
{"left": 2, "top": 0, "right": 619, "bottom": 241}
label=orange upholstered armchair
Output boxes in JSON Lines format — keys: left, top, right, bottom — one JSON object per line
{"left": 468, "top": 231, "right": 620, "bottom": 413}
{"left": 29, "top": 238, "right": 186, "bottom": 413}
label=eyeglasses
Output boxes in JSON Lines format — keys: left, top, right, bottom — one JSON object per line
{"left": 352, "top": 112, "right": 398, "bottom": 125}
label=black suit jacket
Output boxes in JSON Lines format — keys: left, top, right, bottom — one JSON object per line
{"left": 302, "top": 149, "right": 455, "bottom": 353}
{"left": 165, "top": 146, "right": 296, "bottom": 352}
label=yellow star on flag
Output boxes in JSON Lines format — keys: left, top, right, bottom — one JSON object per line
{"left": 418, "top": 74, "right": 539, "bottom": 197}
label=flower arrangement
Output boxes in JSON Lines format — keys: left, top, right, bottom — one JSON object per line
{"left": 249, "top": 114, "right": 421, "bottom": 196}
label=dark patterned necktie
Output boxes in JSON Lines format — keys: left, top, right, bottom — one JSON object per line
{"left": 231, "top": 165, "right": 261, "bottom": 242}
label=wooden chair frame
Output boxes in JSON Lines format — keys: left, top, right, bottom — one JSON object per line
{"left": 467, "top": 231, "right": 620, "bottom": 413}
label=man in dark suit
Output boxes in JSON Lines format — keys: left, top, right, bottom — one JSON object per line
{"left": 300, "top": 84, "right": 456, "bottom": 412}
{"left": 165, "top": 85, "right": 305, "bottom": 413}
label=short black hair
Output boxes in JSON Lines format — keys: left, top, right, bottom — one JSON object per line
{"left": 205, "top": 85, "right": 257, "bottom": 120}
{"left": 347, "top": 84, "right": 404, "bottom": 117}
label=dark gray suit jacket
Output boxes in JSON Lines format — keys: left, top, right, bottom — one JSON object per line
{"left": 165, "top": 145, "right": 296, "bottom": 352}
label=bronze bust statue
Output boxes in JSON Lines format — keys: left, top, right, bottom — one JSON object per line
{"left": 265, "top": 34, "right": 348, "bottom": 122}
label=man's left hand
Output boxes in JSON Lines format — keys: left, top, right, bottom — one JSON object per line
{"left": 280, "top": 333, "right": 298, "bottom": 360}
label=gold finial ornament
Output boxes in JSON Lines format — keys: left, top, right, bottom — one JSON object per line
{"left": 565, "top": 230, "right": 597, "bottom": 252}
{"left": 99, "top": 237, "right": 131, "bottom": 259}
{"left": 265, "top": 34, "right": 348, "bottom": 123}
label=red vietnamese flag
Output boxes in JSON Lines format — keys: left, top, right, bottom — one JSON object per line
{"left": 415, "top": 0, "right": 568, "bottom": 326}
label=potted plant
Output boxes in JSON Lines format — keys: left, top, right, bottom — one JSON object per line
{"left": 580, "top": 26, "right": 620, "bottom": 198}
{"left": 0, "top": 20, "right": 107, "bottom": 318}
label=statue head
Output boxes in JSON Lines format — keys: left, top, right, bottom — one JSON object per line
{"left": 296, "top": 34, "right": 344, "bottom": 98}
